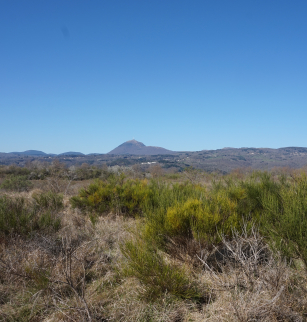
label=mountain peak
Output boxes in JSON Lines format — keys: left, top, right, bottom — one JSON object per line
{"left": 108, "top": 140, "right": 175, "bottom": 155}
{"left": 126, "top": 139, "right": 145, "bottom": 146}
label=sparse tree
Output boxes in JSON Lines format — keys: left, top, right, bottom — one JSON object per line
{"left": 183, "top": 166, "right": 203, "bottom": 184}
{"left": 149, "top": 164, "right": 163, "bottom": 179}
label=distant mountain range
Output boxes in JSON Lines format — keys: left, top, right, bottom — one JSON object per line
{"left": 1, "top": 141, "right": 307, "bottom": 173}
{"left": 4, "top": 140, "right": 175, "bottom": 156}
{"left": 108, "top": 139, "right": 175, "bottom": 155}
{"left": 7, "top": 150, "right": 85, "bottom": 157}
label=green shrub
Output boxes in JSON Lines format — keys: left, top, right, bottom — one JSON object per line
{"left": 75, "top": 165, "right": 102, "bottom": 180}
{"left": 0, "top": 175, "right": 33, "bottom": 192}
{"left": 32, "top": 191, "right": 64, "bottom": 211}
{"left": 144, "top": 190, "right": 240, "bottom": 248}
{"left": 164, "top": 173, "right": 181, "bottom": 180}
{"left": 0, "top": 196, "right": 34, "bottom": 235}
{"left": 261, "top": 173, "right": 307, "bottom": 266}
{"left": 0, "top": 165, "right": 31, "bottom": 178}
{"left": 208, "top": 171, "right": 307, "bottom": 266}
{"left": 71, "top": 172, "right": 307, "bottom": 268}
{"left": 121, "top": 239, "right": 203, "bottom": 301}
{"left": 0, "top": 193, "right": 62, "bottom": 236}
{"left": 38, "top": 211, "right": 61, "bottom": 231}
{"left": 143, "top": 181, "right": 205, "bottom": 215}
{"left": 71, "top": 178, "right": 150, "bottom": 217}
{"left": 210, "top": 172, "right": 286, "bottom": 220}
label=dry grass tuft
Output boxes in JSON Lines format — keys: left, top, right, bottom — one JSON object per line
{"left": 196, "top": 225, "right": 307, "bottom": 322}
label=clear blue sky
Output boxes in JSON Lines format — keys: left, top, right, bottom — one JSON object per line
{"left": 1, "top": 1, "right": 306, "bottom": 154}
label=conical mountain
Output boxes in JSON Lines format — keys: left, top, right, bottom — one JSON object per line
{"left": 108, "top": 139, "right": 175, "bottom": 155}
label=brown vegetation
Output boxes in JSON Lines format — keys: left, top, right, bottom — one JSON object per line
{"left": 1, "top": 163, "right": 307, "bottom": 321}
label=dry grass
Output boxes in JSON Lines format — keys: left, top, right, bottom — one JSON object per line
{"left": 1, "top": 180, "right": 307, "bottom": 321}
{"left": 196, "top": 226, "right": 307, "bottom": 322}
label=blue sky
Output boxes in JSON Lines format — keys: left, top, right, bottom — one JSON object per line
{"left": 1, "top": 1, "right": 306, "bottom": 154}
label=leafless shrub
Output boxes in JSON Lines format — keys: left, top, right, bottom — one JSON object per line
{"left": 183, "top": 167, "right": 204, "bottom": 185}
{"left": 165, "top": 235, "right": 209, "bottom": 268}
{"left": 131, "top": 164, "right": 145, "bottom": 179}
{"left": 198, "top": 224, "right": 306, "bottom": 321}
{"left": 150, "top": 164, "right": 164, "bottom": 179}
{"left": 45, "top": 175, "right": 76, "bottom": 196}
{"left": 43, "top": 160, "right": 78, "bottom": 196}
{"left": 0, "top": 212, "right": 135, "bottom": 321}
{"left": 0, "top": 235, "right": 100, "bottom": 321}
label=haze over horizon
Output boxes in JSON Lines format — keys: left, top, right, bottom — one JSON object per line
{"left": 1, "top": 1, "right": 306, "bottom": 154}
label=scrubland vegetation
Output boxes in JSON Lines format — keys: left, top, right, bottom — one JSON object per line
{"left": 1, "top": 161, "right": 307, "bottom": 321}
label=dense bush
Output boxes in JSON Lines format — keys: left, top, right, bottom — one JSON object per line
{"left": 0, "top": 165, "right": 31, "bottom": 178}
{"left": 121, "top": 239, "right": 203, "bottom": 301}
{"left": 261, "top": 173, "right": 307, "bottom": 266}
{"left": 71, "top": 176, "right": 150, "bottom": 216}
{"left": 0, "top": 192, "right": 63, "bottom": 236}
{"left": 32, "top": 191, "right": 64, "bottom": 211}
{"left": 71, "top": 171, "right": 307, "bottom": 267}
{"left": 143, "top": 184, "right": 241, "bottom": 248}
{"left": 74, "top": 164, "right": 102, "bottom": 180}
{"left": 0, "top": 175, "right": 33, "bottom": 192}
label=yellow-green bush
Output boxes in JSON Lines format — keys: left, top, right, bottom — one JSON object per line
{"left": 165, "top": 199, "right": 202, "bottom": 237}
{"left": 71, "top": 171, "right": 307, "bottom": 268}
{"left": 145, "top": 191, "right": 240, "bottom": 248}
{"left": 141, "top": 172, "right": 294, "bottom": 252}
{"left": 71, "top": 177, "right": 150, "bottom": 217}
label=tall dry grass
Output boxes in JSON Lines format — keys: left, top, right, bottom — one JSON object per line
{"left": 1, "top": 168, "right": 307, "bottom": 321}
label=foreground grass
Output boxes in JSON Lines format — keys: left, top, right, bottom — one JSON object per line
{"left": 1, "top": 168, "right": 307, "bottom": 321}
